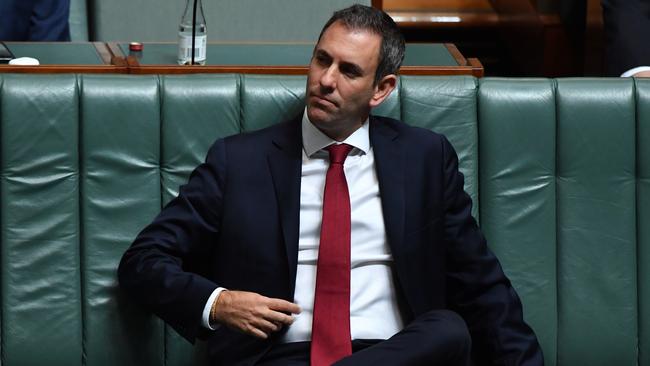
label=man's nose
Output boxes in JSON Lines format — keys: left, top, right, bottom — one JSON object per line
{"left": 319, "top": 66, "right": 337, "bottom": 91}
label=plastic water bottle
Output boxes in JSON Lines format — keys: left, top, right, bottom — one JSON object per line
{"left": 178, "top": 0, "right": 207, "bottom": 65}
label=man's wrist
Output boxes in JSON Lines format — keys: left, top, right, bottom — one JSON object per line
{"left": 202, "top": 287, "right": 227, "bottom": 330}
{"left": 210, "top": 289, "right": 228, "bottom": 324}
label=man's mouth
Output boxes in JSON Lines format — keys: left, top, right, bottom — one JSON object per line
{"left": 311, "top": 94, "right": 337, "bottom": 108}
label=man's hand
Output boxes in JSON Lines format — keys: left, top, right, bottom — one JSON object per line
{"left": 210, "top": 290, "right": 301, "bottom": 339}
{"left": 633, "top": 70, "right": 650, "bottom": 77}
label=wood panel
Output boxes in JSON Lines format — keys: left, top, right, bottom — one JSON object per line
{"left": 389, "top": 12, "right": 499, "bottom": 28}
{"left": 386, "top": 0, "right": 498, "bottom": 28}
{"left": 0, "top": 65, "right": 128, "bottom": 74}
{"left": 383, "top": 0, "right": 493, "bottom": 11}
{"left": 489, "top": 0, "right": 538, "bottom": 13}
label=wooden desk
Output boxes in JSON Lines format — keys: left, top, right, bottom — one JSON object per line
{"left": 0, "top": 42, "right": 483, "bottom": 77}
{"left": 111, "top": 42, "right": 482, "bottom": 77}
{"left": 0, "top": 42, "right": 127, "bottom": 74}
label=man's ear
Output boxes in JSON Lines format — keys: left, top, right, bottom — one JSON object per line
{"left": 369, "top": 74, "right": 397, "bottom": 108}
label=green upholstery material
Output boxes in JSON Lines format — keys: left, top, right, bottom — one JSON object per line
{"left": 81, "top": 75, "right": 164, "bottom": 365}
{"left": 478, "top": 78, "right": 558, "bottom": 364}
{"left": 0, "top": 74, "right": 647, "bottom": 366}
{"left": 240, "top": 75, "right": 306, "bottom": 132}
{"left": 160, "top": 75, "right": 241, "bottom": 203}
{"left": 1, "top": 74, "right": 82, "bottom": 366}
{"left": 400, "top": 76, "right": 479, "bottom": 219}
{"left": 160, "top": 75, "right": 241, "bottom": 365}
{"left": 90, "top": 0, "right": 370, "bottom": 42}
{"left": 556, "top": 79, "right": 637, "bottom": 366}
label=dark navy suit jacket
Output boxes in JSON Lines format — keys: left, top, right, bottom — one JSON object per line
{"left": 119, "top": 115, "right": 542, "bottom": 365}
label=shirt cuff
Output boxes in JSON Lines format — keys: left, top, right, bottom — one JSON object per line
{"left": 202, "top": 287, "right": 227, "bottom": 330}
{"left": 621, "top": 66, "right": 650, "bottom": 77}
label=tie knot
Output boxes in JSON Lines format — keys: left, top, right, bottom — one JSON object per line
{"left": 326, "top": 144, "right": 353, "bottom": 165}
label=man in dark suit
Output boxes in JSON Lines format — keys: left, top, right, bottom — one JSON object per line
{"left": 562, "top": 0, "right": 650, "bottom": 77}
{"left": 0, "top": 0, "right": 70, "bottom": 41}
{"left": 601, "top": 0, "right": 650, "bottom": 77}
{"left": 119, "top": 5, "right": 543, "bottom": 365}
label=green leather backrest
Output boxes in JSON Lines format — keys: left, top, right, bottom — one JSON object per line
{"left": 0, "top": 74, "right": 647, "bottom": 366}
{"left": 479, "top": 78, "right": 648, "bottom": 366}
{"left": 1, "top": 75, "right": 82, "bottom": 366}
{"left": 88, "top": 0, "right": 370, "bottom": 42}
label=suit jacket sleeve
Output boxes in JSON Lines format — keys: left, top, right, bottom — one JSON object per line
{"left": 602, "top": 0, "right": 650, "bottom": 76}
{"left": 440, "top": 136, "right": 543, "bottom": 366}
{"left": 118, "top": 139, "right": 227, "bottom": 343}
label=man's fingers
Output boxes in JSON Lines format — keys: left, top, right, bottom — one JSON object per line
{"left": 264, "top": 309, "right": 295, "bottom": 326}
{"left": 248, "top": 326, "right": 269, "bottom": 339}
{"left": 244, "top": 318, "right": 283, "bottom": 339}
{"left": 634, "top": 70, "right": 650, "bottom": 77}
{"left": 212, "top": 291, "right": 301, "bottom": 339}
{"left": 267, "top": 298, "right": 301, "bottom": 314}
{"left": 255, "top": 318, "right": 280, "bottom": 334}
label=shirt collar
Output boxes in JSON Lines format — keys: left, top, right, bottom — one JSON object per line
{"left": 301, "top": 108, "right": 370, "bottom": 157}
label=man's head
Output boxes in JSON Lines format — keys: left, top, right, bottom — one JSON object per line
{"left": 318, "top": 5, "right": 405, "bottom": 85}
{"left": 306, "top": 5, "right": 405, "bottom": 141}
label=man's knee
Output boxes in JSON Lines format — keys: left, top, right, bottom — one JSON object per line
{"left": 421, "top": 309, "right": 472, "bottom": 357}
{"left": 335, "top": 310, "right": 472, "bottom": 366}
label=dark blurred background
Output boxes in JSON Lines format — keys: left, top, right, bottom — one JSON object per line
{"left": 381, "top": 0, "right": 605, "bottom": 77}
{"left": 1, "top": 0, "right": 629, "bottom": 77}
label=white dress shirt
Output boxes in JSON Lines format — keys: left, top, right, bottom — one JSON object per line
{"left": 203, "top": 110, "right": 404, "bottom": 342}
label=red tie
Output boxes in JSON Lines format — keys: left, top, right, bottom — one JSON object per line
{"left": 310, "top": 143, "right": 354, "bottom": 366}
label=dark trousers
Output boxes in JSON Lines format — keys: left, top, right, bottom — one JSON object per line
{"left": 257, "top": 309, "right": 471, "bottom": 366}
{"left": 0, "top": 0, "right": 70, "bottom": 41}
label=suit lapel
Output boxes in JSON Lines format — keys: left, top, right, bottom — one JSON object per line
{"left": 267, "top": 117, "right": 303, "bottom": 296}
{"left": 370, "top": 116, "right": 406, "bottom": 260}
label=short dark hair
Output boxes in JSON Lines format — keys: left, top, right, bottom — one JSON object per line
{"left": 317, "top": 4, "right": 405, "bottom": 85}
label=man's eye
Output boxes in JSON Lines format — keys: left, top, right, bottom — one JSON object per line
{"left": 316, "top": 55, "right": 330, "bottom": 65}
{"left": 341, "top": 66, "right": 360, "bottom": 78}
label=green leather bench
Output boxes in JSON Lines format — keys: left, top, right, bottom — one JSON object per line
{"left": 0, "top": 74, "right": 647, "bottom": 366}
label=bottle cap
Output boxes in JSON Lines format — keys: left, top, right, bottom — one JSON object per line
{"left": 129, "top": 42, "right": 144, "bottom": 52}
